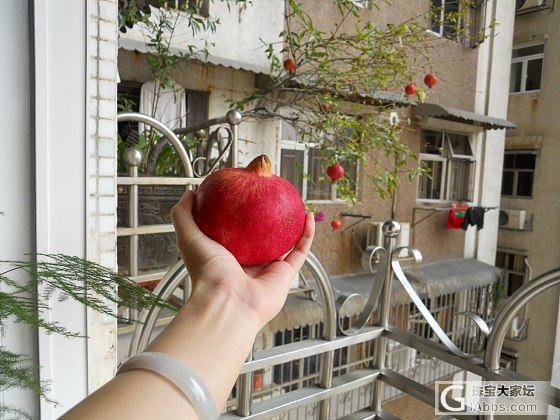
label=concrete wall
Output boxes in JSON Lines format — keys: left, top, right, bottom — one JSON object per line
{"left": 499, "top": 6, "right": 560, "bottom": 382}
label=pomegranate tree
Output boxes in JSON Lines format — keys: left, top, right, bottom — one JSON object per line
{"left": 192, "top": 155, "right": 306, "bottom": 265}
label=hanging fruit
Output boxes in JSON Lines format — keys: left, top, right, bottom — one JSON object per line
{"left": 404, "top": 83, "right": 417, "bottom": 95}
{"left": 326, "top": 162, "right": 345, "bottom": 183}
{"left": 424, "top": 72, "right": 437, "bottom": 88}
{"left": 331, "top": 219, "right": 342, "bottom": 231}
{"left": 283, "top": 58, "right": 296, "bottom": 74}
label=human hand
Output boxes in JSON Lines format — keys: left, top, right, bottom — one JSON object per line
{"left": 170, "top": 190, "right": 315, "bottom": 328}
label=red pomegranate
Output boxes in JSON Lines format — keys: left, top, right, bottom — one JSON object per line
{"left": 424, "top": 72, "right": 437, "bottom": 88}
{"left": 192, "top": 155, "right": 306, "bottom": 265}
{"left": 283, "top": 58, "right": 296, "bottom": 74}
{"left": 404, "top": 83, "right": 417, "bottom": 95}
{"left": 326, "top": 162, "right": 345, "bottom": 183}
{"left": 331, "top": 219, "right": 342, "bottom": 231}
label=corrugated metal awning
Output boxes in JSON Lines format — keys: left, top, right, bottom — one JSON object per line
{"left": 405, "top": 258, "right": 500, "bottom": 297}
{"left": 412, "top": 103, "right": 517, "bottom": 130}
{"left": 262, "top": 258, "right": 500, "bottom": 333}
{"left": 119, "top": 38, "right": 269, "bottom": 75}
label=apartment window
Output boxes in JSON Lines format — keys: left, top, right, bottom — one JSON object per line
{"left": 280, "top": 142, "right": 358, "bottom": 202}
{"left": 495, "top": 250, "right": 527, "bottom": 297}
{"left": 510, "top": 43, "right": 544, "bottom": 93}
{"left": 417, "top": 129, "right": 475, "bottom": 202}
{"left": 501, "top": 151, "right": 537, "bottom": 198}
{"left": 144, "top": 0, "right": 209, "bottom": 16}
{"left": 430, "top": 0, "right": 460, "bottom": 40}
{"left": 351, "top": 0, "right": 370, "bottom": 8}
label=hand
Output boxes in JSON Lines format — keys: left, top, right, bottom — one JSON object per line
{"left": 170, "top": 190, "right": 315, "bottom": 328}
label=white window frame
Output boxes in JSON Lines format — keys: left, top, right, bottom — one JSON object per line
{"left": 510, "top": 42, "right": 545, "bottom": 94}
{"left": 428, "top": 0, "right": 461, "bottom": 40}
{"left": 417, "top": 129, "right": 476, "bottom": 203}
{"left": 279, "top": 140, "right": 356, "bottom": 204}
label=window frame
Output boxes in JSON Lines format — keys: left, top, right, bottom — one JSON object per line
{"left": 279, "top": 140, "right": 358, "bottom": 204}
{"left": 417, "top": 128, "right": 476, "bottom": 203}
{"left": 501, "top": 150, "right": 538, "bottom": 198}
{"left": 510, "top": 42, "right": 545, "bottom": 94}
{"left": 428, "top": 0, "right": 461, "bottom": 41}
{"left": 495, "top": 249, "right": 527, "bottom": 297}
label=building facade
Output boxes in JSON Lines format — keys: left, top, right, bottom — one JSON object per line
{"left": 1, "top": 0, "right": 517, "bottom": 417}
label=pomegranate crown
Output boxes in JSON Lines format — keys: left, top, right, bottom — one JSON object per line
{"left": 245, "top": 155, "right": 272, "bottom": 176}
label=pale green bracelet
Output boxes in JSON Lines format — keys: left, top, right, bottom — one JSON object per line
{"left": 117, "top": 352, "right": 218, "bottom": 420}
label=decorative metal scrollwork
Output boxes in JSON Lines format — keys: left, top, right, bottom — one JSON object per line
{"left": 391, "top": 246, "right": 490, "bottom": 358}
{"left": 335, "top": 224, "right": 490, "bottom": 358}
{"left": 190, "top": 126, "right": 233, "bottom": 177}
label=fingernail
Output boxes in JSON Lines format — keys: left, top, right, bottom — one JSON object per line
{"left": 179, "top": 190, "right": 191, "bottom": 207}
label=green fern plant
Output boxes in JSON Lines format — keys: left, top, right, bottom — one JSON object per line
{"left": 0, "top": 253, "right": 177, "bottom": 418}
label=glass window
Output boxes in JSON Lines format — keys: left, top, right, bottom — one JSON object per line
{"left": 417, "top": 129, "right": 475, "bottom": 202}
{"left": 510, "top": 43, "right": 545, "bottom": 93}
{"left": 501, "top": 151, "right": 537, "bottom": 198}
{"left": 280, "top": 142, "right": 358, "bottom": 202}
{"left": 430, "top": 0, "right": 460, "bottom": 40}
{"left": 495, "top": 251, "right": 527, "bottom": 297}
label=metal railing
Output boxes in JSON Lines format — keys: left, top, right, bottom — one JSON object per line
{"left": 117, "top": 112, "right": 560, "bottom": 418}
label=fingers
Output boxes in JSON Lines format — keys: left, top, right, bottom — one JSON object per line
{"left": 170, "top": 190, "right": 201, "bottom": 248}
{"left": 282, "top": 212, "right": 315, "bottom": 274}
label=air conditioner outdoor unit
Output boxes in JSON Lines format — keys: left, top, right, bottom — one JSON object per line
{"left": 516, "top": 0, "right": 551, "bottom": 15}
{"left": 366, "top": 222, "right": 410, "bottom": 255}
{"left": 499, "top": 209, "right": 526, "bottom": 230}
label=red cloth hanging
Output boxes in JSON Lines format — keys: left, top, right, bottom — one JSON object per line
{"left": 447, "top": 205, "right": 469, "bottom": 229}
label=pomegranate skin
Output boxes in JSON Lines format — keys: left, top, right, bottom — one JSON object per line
{"left": 192, "top": 155, "right": 306, "bottom": 265}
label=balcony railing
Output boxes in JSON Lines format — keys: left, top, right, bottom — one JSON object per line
{"left": 116, "top": 112, "right": 560, "bottom": 419}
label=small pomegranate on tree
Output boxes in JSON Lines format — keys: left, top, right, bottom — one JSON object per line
{"left": 283, "top": 58, "right": 296, "bottom": 74}
{"left": 424, "top": 72, "right": 437, "bottom": 88}
{"left": 404, "top": 83, "right": 417, "bottom": 95}
{"left": 331, "top": 218, "right": 342, "bottom": 231}
{"left": 326, "top": 162, "right": 345, "bottom": 183}
{"left": 193, "top": 155, "right": 306, "bottom": 265}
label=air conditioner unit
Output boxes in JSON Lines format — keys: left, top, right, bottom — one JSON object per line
{"left": 516, "top": 0, "right": 551, "bottom": 15}
{"left": 366, "top": 222, "right": 410, "bottom": 255}
{"left": 499, "top": 209, "right": 526, "bottom": 230}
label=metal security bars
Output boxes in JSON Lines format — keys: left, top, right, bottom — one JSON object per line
{"left": 117, "top": 112, "right": 560, "bottom": 419}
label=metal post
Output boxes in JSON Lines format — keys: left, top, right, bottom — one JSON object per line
{"left": 236, "top": 350, "right": 254, "bottom": 416}
{"left": 124, "top": 148, "right": 142, "bottom": 322}
{"left": 226, "top": 109, "right": 242, "bottom": 168}
{"left": 371, "top": 221, "right": 401, "bottom": 412}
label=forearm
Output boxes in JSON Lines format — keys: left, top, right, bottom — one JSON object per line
{"left": 62, "top": 290, "right": 260, "bottom": 419}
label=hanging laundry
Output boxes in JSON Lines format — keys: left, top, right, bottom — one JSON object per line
{"left": 461, "top": 207, "right": 485, "bottom": 230}
{"left": 447, "top": 205, "right": 469, "bottom": 229}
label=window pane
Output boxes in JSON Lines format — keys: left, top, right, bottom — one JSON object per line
{"left": 516, "top": 171, "right": 534, "bottom": 197}
{"left": 448, "top": 133, "right": 472, "bottom": 156}
{"left": 280, "top": 149, "right": 304, "bottom": 196}
{"left": 430, "top": 0, "right": 443, "bottom": 34}
{"left": 442, "top": 0, "right": 459, "bottom": 39}
{"left": 421, "top": 130, "right": 444, "bottom": 154}
{"left": 337, "top": 158, "right": 358, "bottom": 199}
{"left": 510, "top": 62, "right": 523, "bottom": 93}
{"left": 448, "top": 159, "right": 473, "bottom": 201}
{"left": 508, "top": 274, "right": 524, "bottom": 296}
{"left": 512, "top": 44, "right": 544, "bottom": 58}
{"left": 514, "top": 153, "right": 536, "bottom": 169}
{"left": 525, "top": 58, "right": 543, "bottom": 91}
{"left": 418, "top": 160, "right": 443, "bottom": 200}
{"left": 501, "top": 171, "right": 514, "bottom": 196}
{"left": 307, "top": 148, "right": 331, "bottom": 200}
{"left": 503, "top": 154, "right": 515, "bottom": 169}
